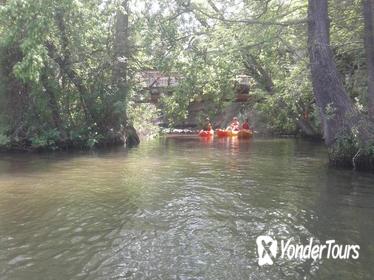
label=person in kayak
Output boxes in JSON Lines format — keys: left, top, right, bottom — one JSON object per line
{"left": 228, "top": 117, "right": 240, "bottom": 131}
{"left": 242, "top": 118, "right": 250, "bottom": 130}
{"left": 203, "top": 117, "right": 213, "bottom": 131}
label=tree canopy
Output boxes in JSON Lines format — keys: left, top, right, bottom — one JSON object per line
{"left": 0, "top": 0, "right": 373, "bottom": 169}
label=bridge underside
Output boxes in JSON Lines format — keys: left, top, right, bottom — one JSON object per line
{"left": 135, "top": 85, "right": 252, "bottom": 128}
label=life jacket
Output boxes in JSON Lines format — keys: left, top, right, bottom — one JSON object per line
{"left": 231, "top": 121, "right": 240, "bottom": 131}
{"left": 242, "top": 122, "right": 250, "bottom": 130}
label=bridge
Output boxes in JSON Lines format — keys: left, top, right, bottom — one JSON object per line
{"left": 135, "top": 71, "right": 252, "bottom": 104}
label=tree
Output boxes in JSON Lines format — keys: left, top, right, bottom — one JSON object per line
{"left": 113, "top": 0, "right": 139, "bottom": 147}
{"left": 363, "top": 0, "right": 374, "bottom": 118}
{"left": 307, "top": 0, "right": 357, "bottom": 146}
{"left": 0, "top": 0, "right": 141, "bottom": 150}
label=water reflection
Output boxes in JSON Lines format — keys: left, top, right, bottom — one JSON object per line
{"left": 0, "top": 137, "right": 373, "bottom": 279}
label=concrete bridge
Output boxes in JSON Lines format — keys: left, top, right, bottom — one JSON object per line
{"left": 135, "top": 70, "right": 253, "bottom": 128}
{"left": 136, "top": 71, "right": 251, "bottom": 103}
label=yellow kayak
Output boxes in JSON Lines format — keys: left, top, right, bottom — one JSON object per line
{"left": 216, "top": 129, "right": 252, "bottom": 138}
{"left": 228, "top": 130, "right": 239, "bottom": 137}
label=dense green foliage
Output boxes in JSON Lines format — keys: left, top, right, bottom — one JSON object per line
{"left": 0, "top": 0, "right": 374, "bottom": 170}
{"left": 133, "top": 0, "right": 312, "bottom": 132}
{"left": 138, "top": 0, "right": 371, "bottom": 135}
{"left": 0, "top": 0, "right": 134, "bottom": 149}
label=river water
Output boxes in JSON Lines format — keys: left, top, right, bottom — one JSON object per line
{"left": 0, "top": 137, "right": 373, "bottom": 280}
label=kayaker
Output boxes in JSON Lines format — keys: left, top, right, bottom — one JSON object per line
{"left": 203, "top": 117, "right": 212, "bottom": 131}
{"left": 228, "top": 117, "right": 240, "bottom": 131}
{"left": 242, "top": 118, "right": 250, "bottom": 130}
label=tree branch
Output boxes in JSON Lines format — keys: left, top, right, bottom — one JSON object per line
{"left": 194, "top": 5, "right": 307, "bottom": 26}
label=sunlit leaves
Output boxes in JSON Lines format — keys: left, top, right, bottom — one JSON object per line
{"left": 13, "top": 45, "right": 47, "bottom": 83}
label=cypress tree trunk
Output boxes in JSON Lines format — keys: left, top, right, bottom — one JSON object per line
{"left": 307, "top": 0, "right": 357, "bottom": 146}
{"left": 113, "top": 1, "right": 129, "bottom": 88}
{"left": 113, "top": 0, "right": 139, "bottom": 147}
{"left": 363, "top": 0, "right": 374, "bottom": 119}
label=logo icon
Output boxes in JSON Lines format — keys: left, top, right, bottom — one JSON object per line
{"left": 256, "top": 236, "right": 278, "bottom": 266}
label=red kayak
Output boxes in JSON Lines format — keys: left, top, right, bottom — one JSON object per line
{"left": 216, "top": 129, "right": 230, "bottom": 137}
{"left": 199, "top": 130, "right": 214, "bottom": 137}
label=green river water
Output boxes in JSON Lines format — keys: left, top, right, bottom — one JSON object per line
{"left": 0, "top": 137, "right": 373, "bottom": 279}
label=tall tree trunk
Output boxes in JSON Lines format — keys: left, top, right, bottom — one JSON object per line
{"left": 307, "top": 0, "right": 357, "bottom": 146}
{"left": 363, "top": 0, "right": 374, "bottom": 118}
{"left": 113, "top": 0, "right": 139, "bottom": 146}
{"left": 113, "top": 1, "right": 129, "bottom": 98}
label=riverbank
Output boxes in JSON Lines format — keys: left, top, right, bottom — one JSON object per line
{"left": 0, "top": 136, "right": 125, "bottom": 153}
